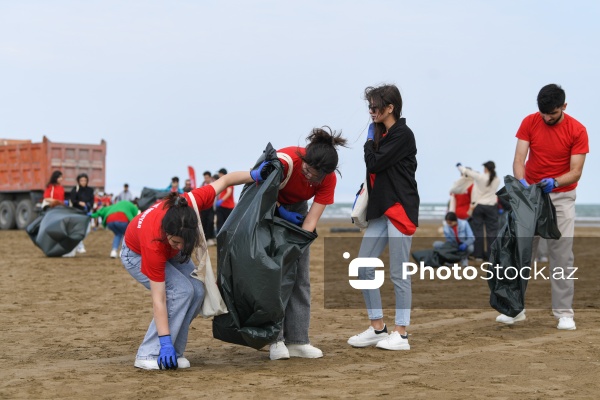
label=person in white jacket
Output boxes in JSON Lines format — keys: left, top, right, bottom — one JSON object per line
{"left": 457, "top": 161, "right": 500, "bottom": 261}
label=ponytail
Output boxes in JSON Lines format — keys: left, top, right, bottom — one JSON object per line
{"left": 298, "top": 126, "right": 348, "bottom": 177}
{"left": 483, "top": 161, "right": 497, "bottom": 187}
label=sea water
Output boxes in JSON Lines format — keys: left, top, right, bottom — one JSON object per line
{"left": 321, "top": 202, "right": 600, "bottom": 224}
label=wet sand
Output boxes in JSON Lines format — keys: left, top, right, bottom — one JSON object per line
{"left": 1, "top": 220, "right": 599, "bottom": 399}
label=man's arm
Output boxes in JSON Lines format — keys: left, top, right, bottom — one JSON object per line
{"left": 554, "top": 154, "right": 586, "bottom": 187}
{"left": 513, "top": 139, "right": 530, "bottom": 180}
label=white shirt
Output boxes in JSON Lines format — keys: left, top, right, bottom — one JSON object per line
{"left": 458, "top": 166, "right": 500, "bottom": 206}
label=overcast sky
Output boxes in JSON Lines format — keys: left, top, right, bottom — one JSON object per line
{"left": 1, "top": 1, "right": 597, "bottom": 203}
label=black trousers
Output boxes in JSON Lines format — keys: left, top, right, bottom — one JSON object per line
{"left": 216, "top": 206, "right": 233, "bottom": 234}
{"left": 470, "top": 204, "right": 499, "bottom": 260}
{"left": 200, "top": 207, "right": 215, "bottom": 239}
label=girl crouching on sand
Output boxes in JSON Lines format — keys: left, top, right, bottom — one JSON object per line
{"left": 121, "top": 169, "right": 266, "bottom": 370}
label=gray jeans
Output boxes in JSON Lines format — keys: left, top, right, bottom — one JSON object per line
{"left": 277, "top": 201, "right": 311, "bottom": 345}
{"left": 121, "top": 242, "right": 205, "bottom": 359}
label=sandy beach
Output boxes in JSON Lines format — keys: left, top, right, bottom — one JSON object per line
{"left": 1, "top": 220, "right": 599, "bottom": 399}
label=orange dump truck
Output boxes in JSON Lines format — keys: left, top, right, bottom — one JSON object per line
{"left": 0, "top": 136, "right": 106, "bottom": 229}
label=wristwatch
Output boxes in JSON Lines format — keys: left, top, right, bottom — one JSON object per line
{"left": 553, "top": 179, "right": 559, "bottom": 188}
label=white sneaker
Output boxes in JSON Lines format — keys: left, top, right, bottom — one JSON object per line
{"left": 495, "top": 309, "right": 526, "bottom": 325}
{"left": 269, "top": 341, "right": 290, "bottom": 360}
{"left": 177, "top": 357, "right": 191, "bottom": 368}
{"left": 76, "top": 243, "right": 86, "bottom": 254}
{"left": 62, "top": 249, "right": 76, "bottom": 258}
{"left": 347, "top": 325, "right": 389, "bottom": 347}
{"left": 134, "top": 357, "right": 191, "bottom": 370}
{"left": 287, "top": 344, "right": 323, "bottom": 358}
{"left": 110, "top": 249, "right": 118, "bottom": 258}
{"left": 206, "top": 239, "right": 217, "bottom": 246}
{"left": 557, "top": 317, "right": 576, "bottom": 330}
{"left": 375, "top": 331, "right": 410, "bottom": 351}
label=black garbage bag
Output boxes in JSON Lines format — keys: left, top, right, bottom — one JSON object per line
{"left": 138, "top": 187, "right": 170, "bottom": 212}
{"left": 212, "top": 143, "right": 317, "bottom": 349}
{"left": 26, "top": 206, "right": 91, "bottom": 257}
{"left": 412, "top": 242, "right": 466, "bottom": 267}
{"left": 487, "top": 176, "right": 561, "bottom": 317}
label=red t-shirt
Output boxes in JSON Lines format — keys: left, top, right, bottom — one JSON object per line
{"left": 43, "top": 184, "right": 65, "bottom": 201}
{"left": 106, "top": 212, "right": 129, "bottom": 224}
{"left": 218, "top": 187, "right": 235, "bottom": 209}
{"left": 516, "top": 113, "right": 589, "bottom": 193}
{"left": 454, "top": 185, "right": 473, "bottom": 220}
{"left": 277, "top": 147, "right": 336, "bottom": 205}
{"left": 124, "top": 185, "right": 216, "bottom": 282}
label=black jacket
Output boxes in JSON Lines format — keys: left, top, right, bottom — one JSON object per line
{"left": 70, "top": 186, "right": 95, "bottom": 212}
{"left": 364, "top": 118, "right": 420, "bottom": 226}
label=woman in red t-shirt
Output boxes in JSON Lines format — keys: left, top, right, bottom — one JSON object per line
{"left": 268, "top": 127, "right": 347, "bottom": 361}
{"left": 42, "top": 171, "right": 65, "bottom": 209}
{"left": 120, "top": 170, "right": 263, "bottom": 370}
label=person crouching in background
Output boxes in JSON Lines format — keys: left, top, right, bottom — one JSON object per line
{"left": 91, "top": 200, "right": 139, "bottom": 258}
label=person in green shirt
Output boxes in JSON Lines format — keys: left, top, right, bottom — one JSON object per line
{"left": 91, "top": 200, "right": 139, "bottom": 258}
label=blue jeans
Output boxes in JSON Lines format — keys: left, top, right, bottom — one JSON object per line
{"left": 120, "top": 242, "right": 205, "bottom": 359}
{"left": 358, "top": 215, "right": 412, "bottom": 327}
{"left": 107, "top": 221, "right": 128, "bottom": 250}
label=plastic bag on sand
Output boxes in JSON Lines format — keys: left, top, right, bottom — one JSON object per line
{"left": 26, "top": 207, "right": 90, "bottom": 257}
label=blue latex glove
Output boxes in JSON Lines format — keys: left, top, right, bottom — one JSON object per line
{"left": 456, "top": 163, "right": 462, "bottom": 168}
{"left": 277, "top": 205, "right": 305, "bottom": 226}
{"left": 367, "top": 123, "right": 375, "bottom": 141}
{"left": 158, "top": 335, "right": 178, "bottom": 370}
{"left": 518, "top": 178, "right": 529, "bottom": 187}
{"left": 540, "top": 178, "right": 555, "bottom": 194}
{"left": 250, "top": 160, "right": 271, "bottom": 183}
{"left": 458, "top": 243, "right": 468, "bottom": 252}
{"left": 216, "top": 199, "right": 223, "bottom": 207}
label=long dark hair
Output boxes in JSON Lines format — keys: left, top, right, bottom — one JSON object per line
{"left": 297, "top": 126, "right": 347, "bottom": 178}
{"left": 365, "top": 84, "right": 403, "bottom": 148}
{"left": 47, "top": 170, "right": 62, "bottom": 186}
{"left": 158, "top": 192, "right": 201, "bottom": 263}
{"left": 483, "top": 161, "right": 497, "bottom": 187}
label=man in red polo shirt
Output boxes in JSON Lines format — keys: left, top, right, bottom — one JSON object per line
{"left": 498, "top": 84, "right": 589, "bottom": 330}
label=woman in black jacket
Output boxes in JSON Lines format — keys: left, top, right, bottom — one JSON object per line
{"left": 65, "top": 173, "right": 94, "bottom": 255}
{"left": 347, "top": 84, "right": 420, "bottom": 351}
{"left": 70, "top": 173, "right": 95, "bottom": 212}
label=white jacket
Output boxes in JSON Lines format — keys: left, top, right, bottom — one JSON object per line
{"left": 458, "top": 166, "right": 500, "bottom": 206}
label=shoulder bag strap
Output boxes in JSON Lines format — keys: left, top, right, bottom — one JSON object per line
{"left": 276, "top": 152, "right": 294, "bottom": 190}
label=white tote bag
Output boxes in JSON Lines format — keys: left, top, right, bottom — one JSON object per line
{"left": 187, "top": 192, "right": 228, "bottom": 318}
{"left": 350, "top": 179, "right": 369, "bottom": 229}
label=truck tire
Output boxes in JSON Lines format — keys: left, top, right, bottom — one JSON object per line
{"left": 0, "top": 200, "right": 17, "bottom": 230}
{"left": 16, "top": 199, "right": 37, "bottom": 229}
